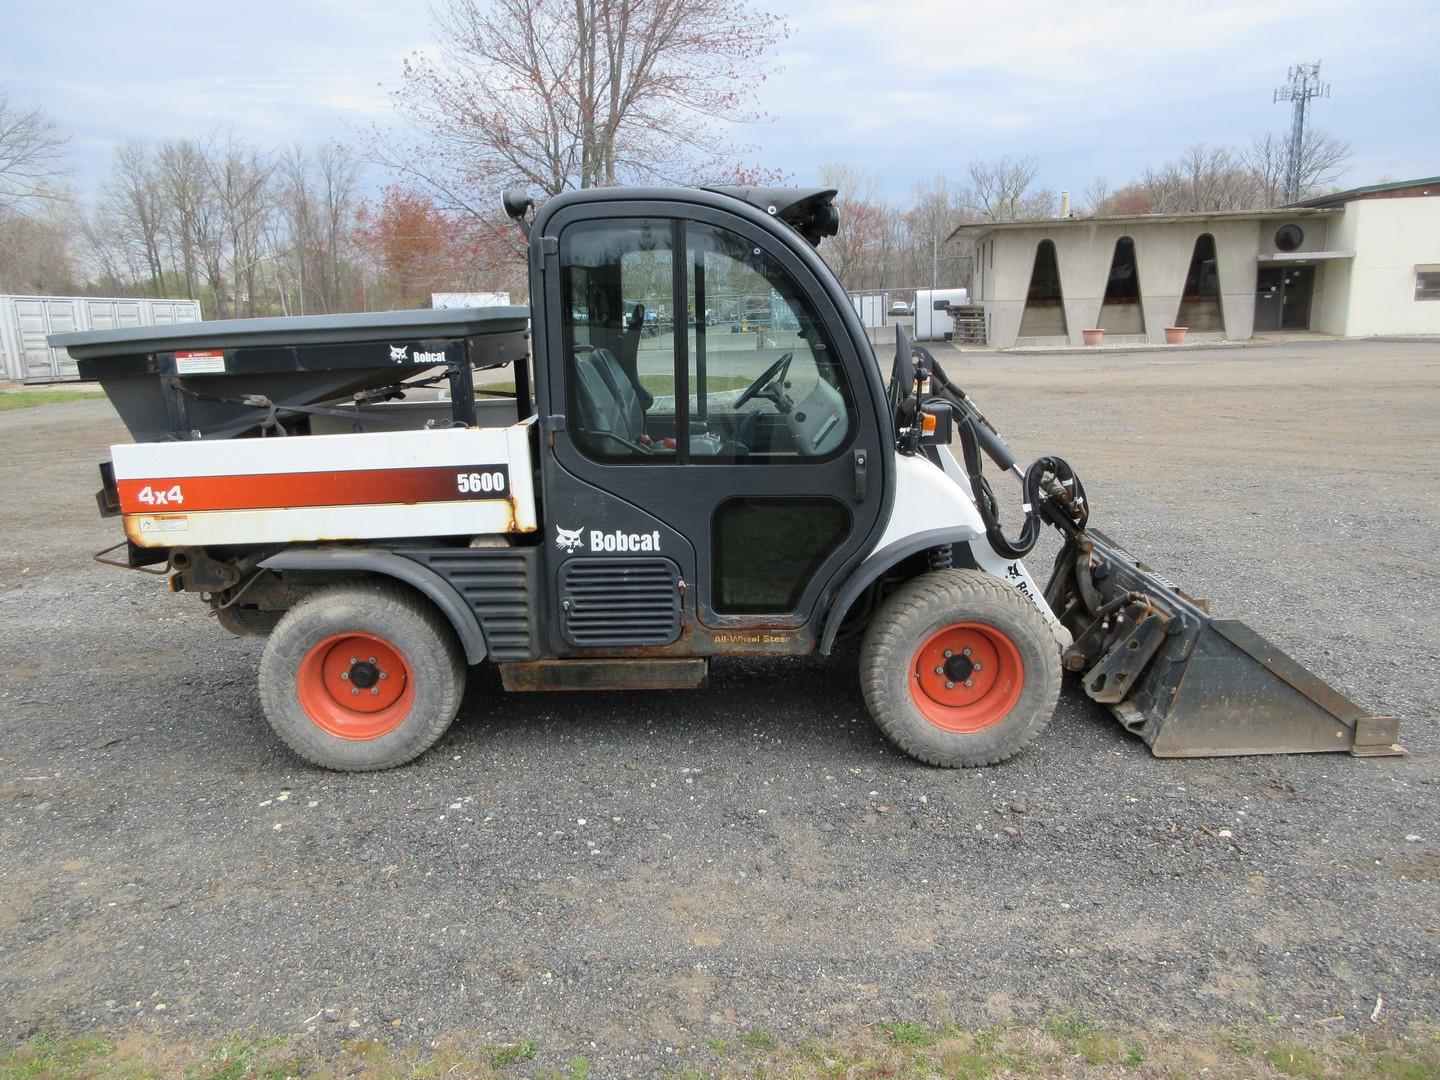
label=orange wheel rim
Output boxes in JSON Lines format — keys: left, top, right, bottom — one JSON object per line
{"left": 296, "top": 632, "right": 414, "bottom": 740}
{"left": 909, "top": 622, "right": 1024, "bottom": 733}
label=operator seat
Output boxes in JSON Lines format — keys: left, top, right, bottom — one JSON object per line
{"left": 572, "top": 347, "right": 648, "bottom": 453}
{"left": 571, "top": 345, "right": 732, "bottom": 458}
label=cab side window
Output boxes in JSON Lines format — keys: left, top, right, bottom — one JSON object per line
{"left": 562, "top": 220, "right": 677, "bottom": 463}
{"left": 560, "top": 217, "right": 855, "bottom": 465}
{"left": 685, "top": 224, "right": 854, "bottom": 463}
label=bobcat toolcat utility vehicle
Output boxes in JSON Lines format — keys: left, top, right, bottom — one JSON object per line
{"left": 53, "top": 185, "right": 1402, "bottom": 770}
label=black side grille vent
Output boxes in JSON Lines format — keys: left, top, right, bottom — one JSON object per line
{"left": 398, "top": 547, "right": 540, "bottom": 661}
{"left": 560, "top": 558, "right": 681, "bottom": 647}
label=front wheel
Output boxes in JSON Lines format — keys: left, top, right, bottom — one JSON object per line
{"left": 259, "top": 581, "right": 465, "bottom": 771}
{"left": 860, "top": 569, "right": 1061, "bottom": 767}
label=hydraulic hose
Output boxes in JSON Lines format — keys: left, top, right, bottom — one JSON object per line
{"left": 920, "top": 350, "right": 1089, "bottom": 559}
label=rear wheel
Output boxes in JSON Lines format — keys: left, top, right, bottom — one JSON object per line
{"left": 259, "top": 581, "right": 465, "bottom": 771}
{"left": 860, "top": 569, "right": 1060, "bottom": 767}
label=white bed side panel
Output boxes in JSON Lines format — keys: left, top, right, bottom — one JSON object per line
{"left": 111, "top": 426, "right": 515, "bottom": 479}
{"left": 128, "top": 502, "right": 517, "bottom": 548}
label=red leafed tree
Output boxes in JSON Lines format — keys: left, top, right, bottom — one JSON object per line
{"left": 354, "top": 185, "right": 458, "bottom": 308}
{"left": 355, "top": 184, "right": 530, "bottom": 307}
{"left": 373, "top": 0, "right": 789, "bottom": 215}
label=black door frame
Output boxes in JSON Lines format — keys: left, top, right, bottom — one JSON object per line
{"left": 1255, "top": 263, "right": 1316, "bottom": 332}
{"left": 527, "top": 190, "right": 896, "bottom": 652}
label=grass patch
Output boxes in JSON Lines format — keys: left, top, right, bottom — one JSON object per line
{"left": 1266, "top": 1042, "right": 1328, "bottom": 1079}
{"left": 1, "top": 1018, "right": 1438, "bottom": 1079}
{"left": 0, "top": 1033, "right": 114, "bottom": 1078}
{"left": 486, "top": 1038, "right": 537, "bottom": 1067}
{"left": 0, "top": 390, "right": 107, "bottom": 411}
{"left": 881, "top": 1020, "right": 945, "bottom": 1047}
{"left": 189, "top": 1036, "right": 296, "bottom": 1080}
{"left": 738, "top": 1027, "right": 779, "bottom": 1052}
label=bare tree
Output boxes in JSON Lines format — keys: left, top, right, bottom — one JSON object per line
{"left": 155, "top": 139, "right": 224, "bottom": 303}
{"left": 964, "top": 155, "right": 1046, "bottom": 221}
{"left": 275, "top": 146, "right": 319, "bottom": 314}
{"left": 376, "top": 0, "right": 788, "bottom": 214}
{"left": 1082, "top": 175, "right": 1112, "bottom": 217}
{"left": 272, "top": 144, "right": 363, "bottom": 314}
{"left": 0, "top": 196, "right": 81, "bottom": 293}
{"left": 204, "top": 137, "right": 274, "bottom": 316}
{"left": 0, "top": 88, "right": 70, "bottom": 214}
{"left": 101, "top": 141, "right": 169, "bottom": 295}
{"left": 817, "top": 163, "right": 888, "bottom": 290}
{"left": 1140, "top": 144, "right": 1262, "bottom": 213}
{"left": 315, "top": 143, "right": 361, "bottom": 310}
{"left": 901, "top": 176, "right": 970, "bottom": 287}
{"left": 1246, "top": 128, "right": 1350, "bottom": 206}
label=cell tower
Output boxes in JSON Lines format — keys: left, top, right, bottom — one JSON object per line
{"left": 1273, "top": 61, "right": 1331, "bottom": 205}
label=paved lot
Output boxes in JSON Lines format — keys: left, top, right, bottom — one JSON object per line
{"left": 1, "top": 338, "right": 1437, "bottom": 1073}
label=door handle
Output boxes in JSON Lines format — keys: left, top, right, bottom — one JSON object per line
{"left": 852, "top": 449, "right": 869, "bottom": 502}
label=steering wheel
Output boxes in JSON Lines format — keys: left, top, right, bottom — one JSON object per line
{"left": 733, "top": 351, "right": 794, "bottom": 409}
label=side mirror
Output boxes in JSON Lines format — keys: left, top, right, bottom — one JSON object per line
{"left": 501, "top": 189, "right": 534, "bottom": 236}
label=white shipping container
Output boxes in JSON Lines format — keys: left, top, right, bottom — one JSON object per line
{"left": 849, "top": 293, "right": 885, "bottom": 329}
{"left": 1, "top": 294, "right": 202, "bottom": 382}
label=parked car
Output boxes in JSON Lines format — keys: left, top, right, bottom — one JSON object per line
{"left": 889, "top": 300, "right": 910, "bottom": 316}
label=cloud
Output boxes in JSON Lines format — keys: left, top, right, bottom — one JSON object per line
{"left": 6, "top": 0, "right": 1436, "bottom": 201}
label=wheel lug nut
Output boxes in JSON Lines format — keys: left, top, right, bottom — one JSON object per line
{"left": 934, "top": 666, "right": 944, "bottom": 674}
{"left": 945, "top": 681, "right": 954, "bottom": 689}
{"left": 351, "top": 688, "right": 360, "bottom": 696}
{"left": 370, "top": 687, "right": 379, "bottom": 695}
{"left": 379, "top": 671, "right": 388, "bottom": 680}
{"left": 964, "top": 679, "right": 974, "bottom": 687}
{"left": 962, "top": 648, "right": 971, "bottom": 657}
{"left": 943, "top": 649, "right": 952, "bottom": 658}
{"left": 973, "top": 663, "right": 982, "bottom": 671}
{"left": 369, "top": 657, "right": 377, "bottom": 664}
{"left": 340, "top": 672, "right": 350, "bottom": 680}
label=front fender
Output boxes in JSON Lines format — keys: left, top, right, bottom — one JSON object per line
{"left": 818, "top": 527, "right": 984, "bottom": 655}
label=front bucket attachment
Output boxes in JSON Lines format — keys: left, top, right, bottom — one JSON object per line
{"left": 1045, "top": 529, "right": 1403, "bottom": 758}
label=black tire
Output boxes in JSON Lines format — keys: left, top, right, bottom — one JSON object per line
{"left": 860, "top": 569, "right": 1061, "bottom": 767}
{"left": 258, "top": 581, "right": 466, "bottom": 771}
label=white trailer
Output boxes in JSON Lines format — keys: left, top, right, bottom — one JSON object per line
{"left": 913, "top": 288, "right": 970, "bottom": 342}
{"left": 0, "top": 294, "right": 202, "bottom": 382}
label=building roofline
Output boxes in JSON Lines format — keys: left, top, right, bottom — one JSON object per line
{"left": 1286, "top": 175, "right": 1440, "bottom": 208}
{"left": 949, "top": 206, "right": 1337, "bottom": 243}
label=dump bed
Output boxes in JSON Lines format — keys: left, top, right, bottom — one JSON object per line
{"left": 50, "top": 307, "right": 530, "bottom": 442}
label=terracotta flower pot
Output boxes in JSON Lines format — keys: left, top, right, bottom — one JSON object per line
{"left": 1164, "top": 326, "right": 1188, "bottom": 345}
{"left": 1082, "top": 329, "right": 1105, "bottom": 346}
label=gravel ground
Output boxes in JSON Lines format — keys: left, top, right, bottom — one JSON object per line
{"left": 1, "top": 338, "right": 1436, "bottom": 1074}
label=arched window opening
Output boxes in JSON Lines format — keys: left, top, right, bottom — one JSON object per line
{"left": 1098, "top": 237, "right": 1144, "bottom": 335}
{"left": 1176, "top": 233, "right": 1223, "bottom": 332}
{"left": 1018, "top": 239, "right": 1067, "bottom": 337}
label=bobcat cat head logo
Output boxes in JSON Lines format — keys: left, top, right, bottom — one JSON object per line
{"left": 389, "top": 344, "right": 408, "bottom": 362}
{"left": 554, "top": 525, "right": 585, "bottom": 553}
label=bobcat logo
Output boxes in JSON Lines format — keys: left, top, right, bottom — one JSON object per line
{"left": 554, "top": 525, "right": 585, "bottom": 553}
{"left": 389, "top": 344, "right": 408, "bottom": 362}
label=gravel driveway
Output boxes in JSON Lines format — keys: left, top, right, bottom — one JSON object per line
{"left": 1, "top": 338, "right": 1436, "bottom": 1074}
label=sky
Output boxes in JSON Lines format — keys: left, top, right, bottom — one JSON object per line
{"left": 3, "top": 0, "right": 1437, "bottom": 206}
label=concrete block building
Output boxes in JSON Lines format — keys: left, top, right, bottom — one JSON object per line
{"left": 953, "top": 176, "right": 1440, "bottom": 347}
